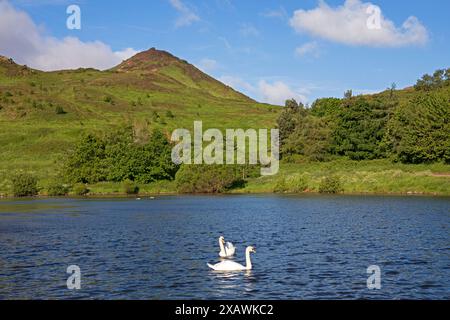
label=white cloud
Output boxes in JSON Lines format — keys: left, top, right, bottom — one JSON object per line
{"left": 196, "top": 58, "right": 219, "bottom": 73}
{"left": 289, "top": 0, "right": 428, "bottom": 47}
{"left": 219, "top": 76, "right": 308, "bottom": 105}
{"left": 258, "top": 80, "right": 307, "bottom": 105}
{"left": 295, "top": 41, "right": 321, "bottom": 58}
{"left": 169, "top": 0, "right": 200, "bottom": 28}
{"left": 0, "top": 1, "right": 137, "bottom": 71}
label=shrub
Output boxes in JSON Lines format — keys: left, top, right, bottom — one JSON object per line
{"left": 11, "top": 173, "right": 39, "bottom": 197}
{"left": 319, "top": 176, "right": 343, "bottom": 194}
{"left": 73, "top": 184, "right": 89, "bottom": 196}
{"left": 47, "top": 183, "right": 69, "bottom": 196}
{"left": 274, "top": 174, "right": 308, "bottom": 193}
{"left": 175, "top": 165, "right": 243, "bottom": 193}
{"left": 273, "top": 177, "right": 288, "bottom": 193}
{"left": 123, "top": 179, "right": 139, "bottom": 195}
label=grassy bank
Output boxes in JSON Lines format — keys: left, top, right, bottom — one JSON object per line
{"left": 1, "top": 160, "right": 448, "bottom": 197}
{"left": 237, "top": 159, "right": 450, "bottom": 195}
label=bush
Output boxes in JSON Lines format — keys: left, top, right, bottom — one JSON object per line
{"left": 11, "top": 173, "right": 39, "bottom": 197}
{"left": 175, "top": 165, "right": 243, "bottom": 193}
{"left": 123, "top": 179, "right": 139, "bottom": 195}
{"left": 47, "top": 183, "right": 69, "bottom": 196}
{"left": 73, "top": 184, "right": 89, "bottom": 196}
{"left": 274, "top": 174, "right": 308, "bottom": 193}
{"left": 319, "top": 176, "right": 343, "bottom": 194}
{"left": 273, "top": 178, "right": 288, "bottom": 193}
{"left": 64, "top": 127, "right": 178, "bottom": 184}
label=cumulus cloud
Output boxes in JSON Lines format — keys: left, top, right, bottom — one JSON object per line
{"left": 219, "top": 76, "right": 308, "bottom": 105}
{"left": 289, "top": 0, "right": 428, "bottom": 47}
{"left": 169, "top": 0, "right": 200, "bottom": 28}
{"left": 295, "top": 41, "right": 321, "bottom": 57}
{"left": 258, "top": 80, "right": 307, "bottom": 105}
{"left": 0, "top": 1, "right": 137, "bottom": 71}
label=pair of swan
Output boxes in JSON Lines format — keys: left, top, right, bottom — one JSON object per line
{"left": 207, "top": 236, "right": 256, "bottom": 271}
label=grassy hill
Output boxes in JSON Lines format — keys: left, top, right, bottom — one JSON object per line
{"left": 0, "top": 49, "right": 278, "bottom": 194}
{"left": 0, "top": 50, "right": 448, "bottom": 196}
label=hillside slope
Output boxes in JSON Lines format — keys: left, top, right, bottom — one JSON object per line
{"left": 0, "top": 49, "right": 278, "bottom": 193}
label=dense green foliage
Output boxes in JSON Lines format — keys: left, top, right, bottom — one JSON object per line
{"left": 414, "top": 68, "right": 450, "bottom": 91}
{"left": 385, "top": 92, "right": 450, "bottom": 164}
{"left": 274, "top": 174, "right": 308, "bottom": 193}
{"left": 331, "top": 97, "right": 392, "bottom": 160}
{"left": 318, "top": 176, "right": 343, "bottom": 194}
{"left": 64, "top": 127, "right": 178, "bottom": 184}
{"left": 123, "top": 179, "right": 140, "bottom": 195}
{"left": 73, "top": 184, "right": 89, "bottom": 196}
{"left": 310, "top": 98, "right": 341, "bottom": 117}
{"left": 276, "top": 99, "right": 307, "bottom": 150}
{"left": 11, "top": 173, "right": 38, "bottom": 197}
{"left": 47, "top": 182, "right": 69, "bottom": 196}
{"left": 277, "top": 69, "right": 449, "bottom": 164}
{"left": 175, "top": 164, "right": 247, "bottom": 193}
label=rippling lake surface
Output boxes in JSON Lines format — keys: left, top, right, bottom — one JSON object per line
{"left": 0, "top": 195, "right": 449, "bottom": 300}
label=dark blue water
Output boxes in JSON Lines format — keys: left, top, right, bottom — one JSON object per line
{"left": 0, "top": 195, "right": 449, "bottom": 300}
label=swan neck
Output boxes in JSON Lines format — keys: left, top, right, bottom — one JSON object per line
{"left": 246, "top": 249, "right": 252, "bottom": 270}
{"left": 219, "top": 239, "right": 225, "bottom": 254}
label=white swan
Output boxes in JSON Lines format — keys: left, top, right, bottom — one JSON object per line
{"left": 208, "top": 246, "right": 256, "bottom": 271}
{"left": 218, "top": 235, "right": 235, "bottom": 258}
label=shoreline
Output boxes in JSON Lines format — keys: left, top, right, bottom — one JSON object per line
{"left": 1, "top": 160, "right": 449, "bottom": 199}
{"left": 1, "top": 189, "right": 449, "bottom": 200}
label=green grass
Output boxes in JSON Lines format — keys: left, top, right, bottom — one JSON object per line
{"left": 235, "top": 159, "right": 450, "bottom": 195}
{"left": 2, "top": 159, "right": 448, "bottom": 197}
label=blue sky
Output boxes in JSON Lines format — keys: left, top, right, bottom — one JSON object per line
{"left": 2, "top": 0, "right": 449, "bottom": 104}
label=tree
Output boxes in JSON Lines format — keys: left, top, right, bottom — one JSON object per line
{"left": 65, "top": 134, "right": 107, "bottom": 183}
{"left": 384, "top": 92, "right": 450, "bottom": 163}
{"left": 331, "top": 97, "right": 389, "bottom": 160}
{"left": 64, "top": 127, "right": 179, "bottom": 184}
{"left": 283, "top": 115, "right": 333, "bottom": 161}
{"left": 276, "top": 99, "right": 306, "bottom": 154}
{"left": 344, "top": 90, "right": 353, "bottom": 99}
{"left": 388, "top": 83, "right": 397, "bottom": 99}
{"left": 445, "top": 68, "right": 450, "bottom": 83}
{"left": 310, "top": 98, "right": 341, "bottom": 117}
{"left": 415, "top": 68, "right": 450, "bottom": 91}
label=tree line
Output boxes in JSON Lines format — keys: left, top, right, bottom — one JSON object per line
{"left": 277, "top": 69, "right": 450, "bottom": 164}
